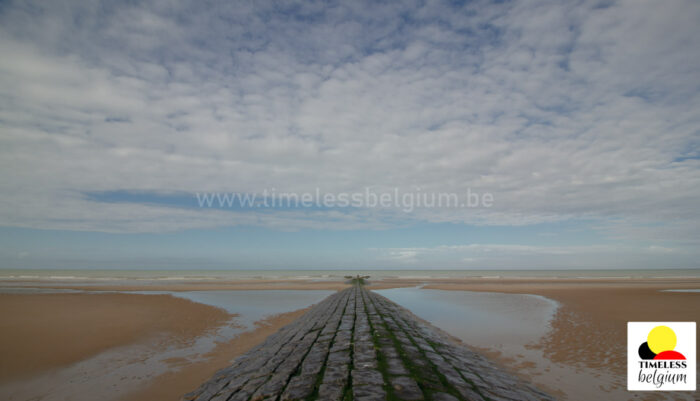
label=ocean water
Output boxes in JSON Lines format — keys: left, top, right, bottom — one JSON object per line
{"left": 0, "top": 268, "right": 698, "bottom": 283}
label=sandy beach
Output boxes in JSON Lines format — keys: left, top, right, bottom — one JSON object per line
{"left": 417, "top": 278, "right": 700, "bottom": 400}
{"left": 1, "top": 275, "right": 698, "bottom": 400}
{"left": 0, "top": 289, "right": 315, "bottom": 401}
{"left": 125, "top": 308, "right": 309, "bottom": 401}
{"left": 0, "top": 292, "right": 231, "bottom": 383}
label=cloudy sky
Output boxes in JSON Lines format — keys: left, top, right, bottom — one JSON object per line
{"left": 1, "top": 0, "right": 699, "bottom": 270}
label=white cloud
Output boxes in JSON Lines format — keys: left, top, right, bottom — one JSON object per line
{"left": 0, "top": 0, "right": 698, "bottom": 254}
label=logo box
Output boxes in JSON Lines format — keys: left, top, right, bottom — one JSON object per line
{"left": 627, "top": 322, "right": 696, "bottom": 391}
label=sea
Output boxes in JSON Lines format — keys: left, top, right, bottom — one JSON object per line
{"left": 0, "top": 268, "right": 698, "bottom": 283}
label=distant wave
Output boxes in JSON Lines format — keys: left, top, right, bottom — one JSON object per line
{"left": 1, "top": 268, "right": 698, "bottom": 282}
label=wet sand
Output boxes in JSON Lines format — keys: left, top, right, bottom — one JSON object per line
{"left": 418, "top": 278, "right": 700, "bottom": 372}
{"left": 419, "top": 278, "right": 700, "bottom": 400}
{"left": 0, "top": 292, "right": 230, "bottom": 383}
{"left": 125, "top": 308, "right": 308, "bottom": 401}
{"left": 1, "top": 276, "right": 698, "bottom": 400}
{"left": 0, "top": 290, "right": 312, "bottom": 401}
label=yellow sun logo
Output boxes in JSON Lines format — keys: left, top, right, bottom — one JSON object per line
{"left": 639, "top": 325, "right": 686, "bottom": 360}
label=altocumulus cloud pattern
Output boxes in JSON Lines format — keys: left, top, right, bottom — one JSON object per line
{"left": 1, "top": 0, "right": 699, "bottom": 269}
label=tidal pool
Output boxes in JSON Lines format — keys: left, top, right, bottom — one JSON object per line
{"left": 168, "top": 289, "right": 336, "bottom": 328}
{"left": 0, "top": 288, "right": 336, "bottom": 401}
{"left": 375, "top": 287, "right": 558, "bottom": 348}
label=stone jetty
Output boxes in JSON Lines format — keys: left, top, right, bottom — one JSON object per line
{"left": 184, "top": 284, "right": 555, "bottom": 401}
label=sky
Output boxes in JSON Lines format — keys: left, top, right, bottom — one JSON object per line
{"left": 0, "top": 0, "right": 699, "bottom": 270}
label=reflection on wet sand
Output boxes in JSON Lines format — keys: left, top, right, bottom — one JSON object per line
{"left": 0, "top": 289, "right": 334, "bottom": 401}
{"left": 376, "top": 286, "right": 699, "bottom": 401}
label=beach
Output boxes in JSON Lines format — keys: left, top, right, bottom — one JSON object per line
{"left": 0, "top": 292, "right": 230, "bottom": 383}
{"left": 0, "top": 288, "right": 319, "bottom": 401}
{"left": 420, "top": 279, "right": 700, "bottom": 400}
{"left": 125, "top": 308, "right": 309, "bottom": 401}
{"left": 0, "top": 271, "right": 698, "bottom": 400}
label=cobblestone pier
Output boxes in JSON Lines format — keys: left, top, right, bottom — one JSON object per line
{"left": 184, "top": 285, "right": 555, "bottom": 401}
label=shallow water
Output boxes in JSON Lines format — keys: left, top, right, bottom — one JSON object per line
{"left": 0, "top": 287, "right": 334, "bottom": 330}
{"left": 375, "top": 287, "right": 697, "bottom": 401}
{"left": 168, "top": 289, "right": 335, "bottom": 328}
{"left": 375, "top": 287, "right": 557, "bottom": 348}
{"left": 0, "top": 288, "right": 335, "bottom": 401}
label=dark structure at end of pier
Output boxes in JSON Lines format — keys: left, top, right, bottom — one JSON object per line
{"left": 184, "top": 285, "right": 555, "bottom": 401}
